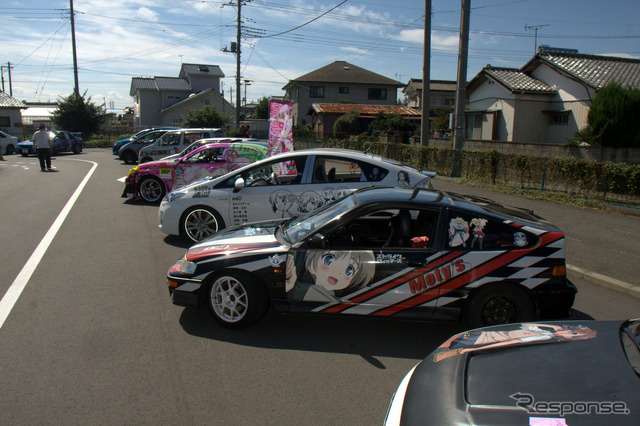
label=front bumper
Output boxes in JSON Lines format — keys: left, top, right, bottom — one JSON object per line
{"left": 121, "top": 182, "right": 135, "bottom": 198}
{"left": 531, "top": 279, "right": 577, "bottom": 318}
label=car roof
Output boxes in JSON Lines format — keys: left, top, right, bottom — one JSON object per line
{"left": 352, "top": 186, "right": 556, "bottom": 229}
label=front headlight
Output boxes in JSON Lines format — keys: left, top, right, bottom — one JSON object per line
{"left": 167, "top": 190, "right": 187, "bottom": 202}
{"left": 179, "top": 255, "right": 197, "bottom": 275}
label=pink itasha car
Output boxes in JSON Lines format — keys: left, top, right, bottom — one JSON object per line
{"left": 123, "top": 142, "right": 268, "bottom": 203}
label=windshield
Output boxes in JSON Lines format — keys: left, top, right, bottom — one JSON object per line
{"left": 283, "top": 194, "right": 357, "bottom": 243}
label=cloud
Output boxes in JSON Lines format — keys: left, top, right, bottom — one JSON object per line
{"left": 395, "top": 29, "right": 459, "bottom": 51}
{"left": 136, "top": 7, "right": 159, "bottom": 22}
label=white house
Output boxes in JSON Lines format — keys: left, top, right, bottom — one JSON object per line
{"left": 130, "top": 63, "right": 235, "bottom": 130}
{"left": 0, "top": 92, "right": 27, "bottom": 138}
{"left": 465, "top": 49, "right": 640, "bottom": 144}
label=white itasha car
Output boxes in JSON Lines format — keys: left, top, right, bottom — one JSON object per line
{"left": 159, "top": 148, "right": 436, "bottom": 242}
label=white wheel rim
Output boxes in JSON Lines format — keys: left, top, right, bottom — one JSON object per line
{"left": 211, "top": 276, "right": 248, "bottom": 323}
{"left": 185, "top": 209, "right": 219, "bottom": 242}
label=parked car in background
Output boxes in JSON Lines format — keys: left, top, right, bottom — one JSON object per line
{"left": 161, "top": 137, "right": 264, "bottom": 161}
{"left": 0, "top": 130, "right": 18, "bottom": 155}
{"left": 385, "top": 319, "right": 639, "bottom": 426}
{"left": 16, "top": 130, "right": 83, "bottom": 156}
{"left": 112, "top": 126, "right": 178, "bottom": 155}
{"left": 137, "top": 128, "right": 226, "bottom": 164}
{"left": 159, "top": 148, "right": 436, "bottom": 243}
{"left": 117, "top": 129, "right": 173, "bottom": 165}
{"left": 166, "top": 185, "right": 576, "bottom": 329}
{"left": 122, "top": 142, "right": 268, "bottom": 203}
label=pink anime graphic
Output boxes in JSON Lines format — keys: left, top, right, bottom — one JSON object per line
{"left": 433, "top": 323, "right": 596, "bottom": 362}
{"left": 470, "top": 218, "right": 488, "bottom": 249}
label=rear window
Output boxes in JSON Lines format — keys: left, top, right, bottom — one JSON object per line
{"left": 445, "top": 210, "right": 539, "bottom": 250}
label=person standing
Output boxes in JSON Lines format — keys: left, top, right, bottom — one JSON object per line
{"left": 33, "top": 124, "right": 53, "bottom": 172}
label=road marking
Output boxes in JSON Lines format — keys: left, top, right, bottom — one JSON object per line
{"left": 567, "top": 264, "right": 640, "bottom": 299}
{"left": 0, "top": 159, "right": 98, "bottom": 330}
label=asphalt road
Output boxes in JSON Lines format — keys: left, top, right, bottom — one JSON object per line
{"left": 0, "top": 149, "right": 638, "bottom": 425}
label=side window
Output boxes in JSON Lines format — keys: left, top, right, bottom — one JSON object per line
{"left": 159, "top": 133, "right": 181, "bottom": 146}
{"left": 184, "top": 133, "right": 202, "bottom": 144}
{"left": 311, "top": 157, "right": 364, "bottom": 183}
{"left": 219, "top": 156, "right": 307, "bottom": 188}
{"left": 445, "top": 211, "right": 539, "bottom": 250}
{"left": 325, "top": 208, "right": 440, "bottom": 249}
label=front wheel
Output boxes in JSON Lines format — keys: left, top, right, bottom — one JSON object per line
{"left": 139, "top": 176, "right": 165, "bottom": 203}
{"left": 21, "top": 151, "right": 28, "bottom": 157}
{"left": 6, "top": 144, "right": 15, "bottom": 155}
{"left": 206, "top": 271, "right": 269, "bottom": 328}
{"left": 123, "top": 150, "right": 137, "bottom": 165}
{"left": 464, "top": 284, "right": 535, "bottom": 328}
{"left": 180, "top": 206, "right": 224, "bottom": 243}
{"left": 73, "top": 144, "right": 82, "bottom": 154}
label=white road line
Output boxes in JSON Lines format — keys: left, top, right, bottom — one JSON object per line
{"left": 0, "top": 159, "right": 98, "bottom": 330}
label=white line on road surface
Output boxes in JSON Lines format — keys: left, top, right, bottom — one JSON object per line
{"left": 0, "top": 159, "right": 98, "bottom": 330}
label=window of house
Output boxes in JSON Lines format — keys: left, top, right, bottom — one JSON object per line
{"left": 0, "top": 116, "right": 10, "bottom": 127}
{"left": 368, "top": 88, "right": 387, "bottom": 100}
{"left": 549, "top": 112, "right": 569, "bottom": 125}
{"left": 204, "top": 99, "right": 210, "bottom": 106}
{"left": 339, "top": 87, "right": 349, "bottom": 94}
{"left": 310, "top": 86, "right": 325, "bottom": 98}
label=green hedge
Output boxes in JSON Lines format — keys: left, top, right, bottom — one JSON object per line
{"left": 298, "top": 139, "right": 640, "bottom": 200}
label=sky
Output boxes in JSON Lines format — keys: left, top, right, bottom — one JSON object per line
{"left": 1, "top": 0, "right": 639, "bottom": 114}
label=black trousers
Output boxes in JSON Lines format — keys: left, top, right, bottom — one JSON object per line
{"left": 37, "top": 148, "right": 52, "bottom": 170}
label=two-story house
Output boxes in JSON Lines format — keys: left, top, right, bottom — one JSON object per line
{"left": 465, "top": 49, "right": 640, "bottom": 144}
{"left": 130, "top": 63, "right": 235, "bottom": 130}
{"left": 402, "top": 79, "right": 457, "bottom": 110}
{"left": 282, "top": 61, "right": 404, "bottom": 127}
{"left": 0, "top": 92, "right": 27, "bottom": 138}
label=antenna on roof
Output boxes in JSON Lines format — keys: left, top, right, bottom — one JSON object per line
{"left": 525, "top": 24, "right": 550, "bottom": 55}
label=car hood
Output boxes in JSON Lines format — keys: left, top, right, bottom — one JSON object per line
{"left": 401, "top": 320, "right": 639, "bottom": 425}
{"left": 136, "top": 159, "right": 178, "bottom": 170}
{"left": 186, "top": 220, "right": 286, "bottom": 262}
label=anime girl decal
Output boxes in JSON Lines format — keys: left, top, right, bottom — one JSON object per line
{"left": 285, "top": 250, "right": 376, "bottom": 302}
{"left": 297, "top": 191, "right": 324, "bottom": 213}
{"left": 448, "top": 217, "right": 470, "bottom": 247}
{"left": 397, "top": 170, "right": 410, "bottom": 186}
{"left": 470, "top": 218, "right": 488, "bottom": 249}
{"left": 433, "top": 323, "right": 596, "bottom": 362}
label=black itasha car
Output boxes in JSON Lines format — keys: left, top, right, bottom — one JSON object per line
{"left": 167, "top": 186, "right": 577, "bottom": 329}
{"left": 385, "top": 319, "right": 640, "bottom": 426}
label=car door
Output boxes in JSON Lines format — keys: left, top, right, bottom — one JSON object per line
{"left": 220, "top": 155, "right": 309, "bottom": 227}
{"left": 285, "top": 206, "right": 443, "bottom": 319}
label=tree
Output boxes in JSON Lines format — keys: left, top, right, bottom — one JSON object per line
{"left": 51, "top": 91, "right": 106, "bottom": 137}
{"left": 255, "top": 96, "right": 269, "bottom": 119}
{"left": 181, "top": 105, "right": 232, "bottom": 128}
{"left": 333, "top": 110, "right": 360, "bottom": 138}
{"left": 576, "top": 82, "right": 640, "bottom": 147}
{"left": 368, "top": 112, "right": 417, "bottom": 134}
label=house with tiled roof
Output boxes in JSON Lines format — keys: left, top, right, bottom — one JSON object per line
{"left": 307, "top": 103, "right": 422, "bottom": 138}
{"left": 130, "top": 63, "right": 234, "bottom": 130}
{"left": 282, "top": 61, "right": 404, "bottom": 127}
{"left": 0, "top": 92, "right": 27, "bottom": 138}
{"left": 465, "top": 48, "right": 640, "bottom": 143}
{"left": 402, "top": 79, "right": 456, "bottom": 110}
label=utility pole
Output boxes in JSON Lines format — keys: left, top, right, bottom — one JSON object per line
{"left": 235, "top": 0, "right": 242, "bottom": 130}
{"left": 243, "top": 79, "right": 252, "bottom": 115}
{"left": 420, "top": 0, "right": 431, "bottom": 147}
{"left": 69, "top": 0, "right": 80, "bottom": 96}
{"left": 453, "top": 0, "right": 470, "bottom": 153}
{"left": 8, "top": 62, "right": 12, "bottom": 96}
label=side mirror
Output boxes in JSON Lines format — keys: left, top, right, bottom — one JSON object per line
{"left": 233, "top": 176, "right": 245, "bottom": 192}
{"left": 308, "top": 233, "right": 326, "bottom": 249}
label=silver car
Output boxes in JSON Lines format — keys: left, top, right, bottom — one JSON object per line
{"left": 158, "top": 148, "right": 435, "bottom": 242}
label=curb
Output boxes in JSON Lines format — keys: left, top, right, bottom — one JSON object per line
{"left": 567, "top": 264, "right": 640, "bottom": 299}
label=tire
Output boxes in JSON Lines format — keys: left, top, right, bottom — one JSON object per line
{"left": 139, "top": 156, "right": 152, "bottom": 164}
{"left": 180, "top": 206, "right": 224, "bottom": 243}
{"left": 73, "top": 144, "right": 82, "bottom": 154}
{"left": 122, "top": 150, "right": 137, "bottom": 164}
{"left": 138, "top": 176, "right": 165, "bottom": 203}
{"left": 6, "top": 144, "right": 15, "bottom": 155}
{"left": 21, "top": 151, "right": 28, "bottom": 157}
{"left": 206, "top": 270, "right": 269, "bottom": 329}
{"left": 464, "top": 284, "right": 535, "bottom": 328}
